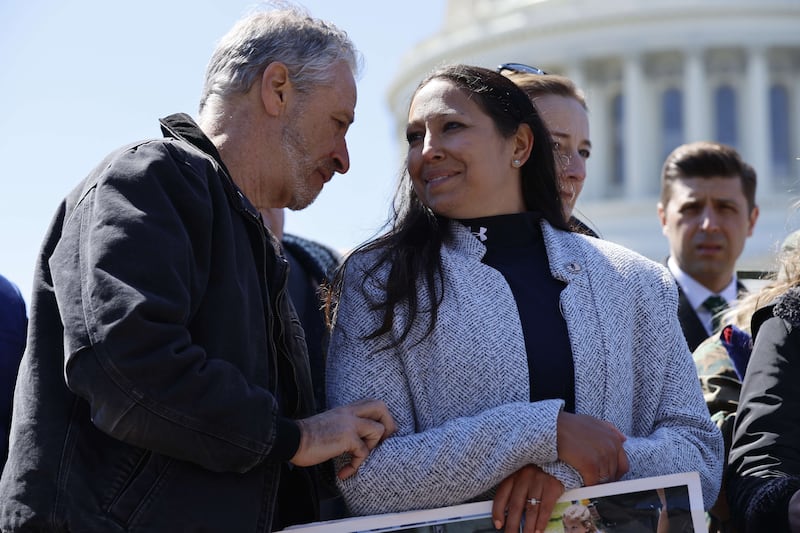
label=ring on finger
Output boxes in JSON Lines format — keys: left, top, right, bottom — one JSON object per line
{"left": 526, "top": 497, "right": 541, "bottom": 506}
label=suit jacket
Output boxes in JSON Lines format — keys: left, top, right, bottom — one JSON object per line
{"left": 673, "top": 271, "right": 747, "bottom": 352}
{"left": 677, "top": 284, "right": 713, "bottom": 352}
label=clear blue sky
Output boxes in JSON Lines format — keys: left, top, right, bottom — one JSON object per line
{"left": 0, "top": 1, "right": 446, "bottom": 304}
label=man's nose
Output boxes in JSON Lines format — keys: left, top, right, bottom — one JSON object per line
{"left": 332, "top": 138, "right": 350, "bottom": 174}
{"left": 700, "top": 206, "right": 720, "bottom": 231}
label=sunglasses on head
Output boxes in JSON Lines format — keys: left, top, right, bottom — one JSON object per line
{"left": 496, "top": 63, "right": 548, "bottom": 76}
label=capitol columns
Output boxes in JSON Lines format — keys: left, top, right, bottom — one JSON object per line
{"left": 623, "top": 53, "right": 648, "bottom": 198}
{"left": 744, "top": 46, "right": 770, "bottom": 190}
{"left": 684, "top": 49, "right": 710, "bottom": 143}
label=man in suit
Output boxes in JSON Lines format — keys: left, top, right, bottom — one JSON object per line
{"left": 657, "top": 141, "right": 759, "bottom": 351}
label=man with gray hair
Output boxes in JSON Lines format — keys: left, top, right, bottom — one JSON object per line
{"left": 0, "top": 6, "right": 394, "bottom": 532}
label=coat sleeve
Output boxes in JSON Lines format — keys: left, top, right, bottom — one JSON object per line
{"left": 326, "top": 256, "right": 578, "bottom": 516}
{"left": 727, "top": 314, "right": 800, "bottom": 532}
{"left": 616, "top": 268, "right": 724, "bottom": 511}
{"left": 52, "top": 142, "right": 288, "bottom": 473}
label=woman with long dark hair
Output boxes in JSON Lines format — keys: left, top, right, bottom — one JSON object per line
{"left": 326, "top": 65, "right": 722, "bottom": 533}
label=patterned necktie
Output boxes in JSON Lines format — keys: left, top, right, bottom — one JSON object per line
{"left": 702, "top": 295, "right": 728, "bottom": 333}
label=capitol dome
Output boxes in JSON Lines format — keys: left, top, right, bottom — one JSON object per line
{"left": 388, "top": 0, "right": 800, "bottom": 269}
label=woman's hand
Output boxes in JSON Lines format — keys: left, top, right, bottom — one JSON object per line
{"left": 492, "top": 464, "right": 564, "bottom": 533}
{"left": 556, "top": 412, "right": 629, "bottom": 485}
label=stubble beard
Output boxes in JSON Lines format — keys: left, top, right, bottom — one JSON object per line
{"left": 281, "top": 120, "right": 319, "bottom": 211}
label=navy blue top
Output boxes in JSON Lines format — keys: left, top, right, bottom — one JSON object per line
{"left": 0, "top": 274, "right": 27, "bottom": 465}
{"left": 460, "top": 212, "right": 575, "bottom": 412}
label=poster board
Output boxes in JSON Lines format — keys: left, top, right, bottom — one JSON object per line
{"left": 279, "top": 471, "right": 705, "bottom": 532}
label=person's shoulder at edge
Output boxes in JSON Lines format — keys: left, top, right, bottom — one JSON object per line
{"left": 758, "top": 286, "right": 800, "bottom": 332}
{"left": 0, "top": 275, "right": 26, "bottom": 354}
{"left": 282, "top": 232, "right": 341, "bottom": 280}
{"left": 0, "top": 275, "right": 25, "bottom": 310}
{"left": 65, "top": 131, "right": 216, "bottom": 210}
{"left": 331, "top": 243, "right": 391, "bottom": 306}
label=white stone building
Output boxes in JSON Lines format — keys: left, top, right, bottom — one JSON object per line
{"left": 387, "top": 0, "right": 800, "bottom": 270}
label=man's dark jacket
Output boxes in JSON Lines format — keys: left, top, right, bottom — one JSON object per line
{"left": 0, "top": 114, "right": 317, "bottom": 532}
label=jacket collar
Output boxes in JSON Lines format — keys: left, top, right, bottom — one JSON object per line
{"left": 158, "top": 113, "right": 261, "bottom": 221}
{"left": 159, "top": 113, "right": 226, "bottom": 170}
{"left": 446, "top": 220, "right": 488, "bottom": 260}
{"left": 447, "top": 218, "right": 584, "bottom": 284}
{"left": 771, "top": 287, "right": 800, "bottom": 328}
{"left": 540, "top": 220, "right": 585, "bottom": 283}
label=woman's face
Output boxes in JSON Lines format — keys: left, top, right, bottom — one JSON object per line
{"left": 533, "top": 94, "right": 590, "bottom": 218}
{"left": 405, "top": 78, "right": 526, "bottom": 219}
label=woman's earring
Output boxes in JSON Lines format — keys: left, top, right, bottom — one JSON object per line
{"left": 512, "top": 159, "right": 521, "bottom": 167}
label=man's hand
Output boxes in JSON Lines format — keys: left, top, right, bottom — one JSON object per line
{"left": 290, "top": 399, "right": 396, "bottom": 479}
{"left": 556, "top": 412, "right": 629, "bottom": 485}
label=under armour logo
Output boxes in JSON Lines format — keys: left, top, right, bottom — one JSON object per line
{"left": 472, "top": 226, "right": 487, "bottom": 242}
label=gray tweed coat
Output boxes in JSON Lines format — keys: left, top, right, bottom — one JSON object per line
{"left": 326, "top": 220, "right": 723, "bottom": 515}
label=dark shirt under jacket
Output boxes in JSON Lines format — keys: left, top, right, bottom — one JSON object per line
{"left": 460, "top": 212, "right": 575, "bottom": 413}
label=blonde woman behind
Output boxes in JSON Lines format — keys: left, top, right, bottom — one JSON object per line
{"left": 499, "top": 64, "right": 596, "bottom": 237}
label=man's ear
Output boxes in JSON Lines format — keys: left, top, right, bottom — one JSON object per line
{"left": 260, "top": 62, "right": 291, "bottom": 117}
{"left": 657, "top": 202, "right": 668, "bottom": 234}
{"left": 747, "top": 205, "right": 760, "bottom": 237}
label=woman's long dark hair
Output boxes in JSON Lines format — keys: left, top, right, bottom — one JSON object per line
{"left": 326, "top": 64, "right": 568, "bottom": 349}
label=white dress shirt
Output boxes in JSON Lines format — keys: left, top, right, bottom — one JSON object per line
{"left": 667, "top": 257, "right": 738, "bottom": 334}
